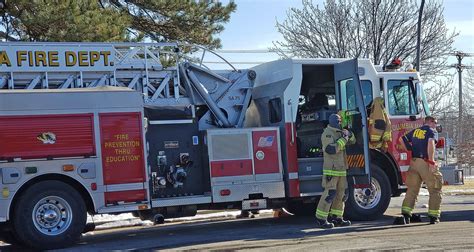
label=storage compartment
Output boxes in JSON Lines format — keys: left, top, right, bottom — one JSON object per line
{"left": 0, "top": 114, "right": 95, "bottom": 160}
{"left": 207, "top": 127, "right": 285, "bottom": 203}
{"left": 100, "top": 112, "right": 146, "bottom": 185}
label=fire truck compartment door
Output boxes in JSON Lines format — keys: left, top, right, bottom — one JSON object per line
{"left": 100, "top": 112, "right": 148, "bottom": 205}
{"left": 207, "top": 127, "right": 285, "bottom": 203}
{"left": 334, "top": 59, "right": 371, "bottom": 184}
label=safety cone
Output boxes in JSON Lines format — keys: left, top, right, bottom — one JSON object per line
{"left": 273, "top": 208, "right": 293, "bottom": 218}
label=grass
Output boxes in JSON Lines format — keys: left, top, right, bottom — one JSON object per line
{"left": 443, "top": 177, "right": 474, "bottom": 195}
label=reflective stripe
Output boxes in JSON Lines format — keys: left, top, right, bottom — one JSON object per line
{"left": 370, "top": 135, "right": 381, "bottom": 141}
{"left": 288, "top": 172, "right": 298, "bottom": 180}
{"left": 428, "top": 209, "right": 441, "bottom": 217}
{"left": 336, "top": 139, "right": 346, "bottom": 149}
{"left": 382, "top": 132, "right": 391, "bottom": 141}
{"left": 316, "top": 208, "right": 329, "bottom": 219}
{"left": 400, "top": 165, "right": 410, "bottom": 172}
{"left": 349, "top": 134, "right": 356, "bottom": 142}
{"left": 401, "top": 205, "right": 413, "bottom": 214}
{"left": 106, "top": 182, "right": 144, "bottom": 192}
{"left": 323, "top": 169, "right": 347, "bottom": 176}
{"left": 329, "top": 208, "right": 344, "bottom": 217}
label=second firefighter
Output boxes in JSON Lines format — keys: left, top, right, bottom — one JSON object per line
{"left": 315, "top": 113, "right": 356, "bottom": 228}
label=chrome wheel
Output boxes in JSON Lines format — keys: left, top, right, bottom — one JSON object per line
{"left": 353, "top": 177, "right": 382, "bottom": 210}
{"left": 32, "top": 196, "right": 73, "bottom": 236}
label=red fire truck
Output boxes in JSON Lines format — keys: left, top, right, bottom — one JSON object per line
{"left": 0, "top": 42, "right": 431, "bottom": 249}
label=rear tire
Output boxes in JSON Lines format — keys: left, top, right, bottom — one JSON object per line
{"left": 12, "top": 181, "right": 86, "bottom": 250}
{"left": 345, "top": 164, "right": 391, "bottom": 221}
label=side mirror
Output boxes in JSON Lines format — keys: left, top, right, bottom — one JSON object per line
{"left": 436, "top": 125, "right": 442, "bottom": 133}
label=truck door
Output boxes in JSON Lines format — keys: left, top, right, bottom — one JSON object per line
{"left": 335, "top": 59, "right": 371, "bottom": 184}
{"left": 383, "top": 78, "right": 424, "bottom": 173}
{"left": 295, "top": 59, "right": 370, "bottom": 197}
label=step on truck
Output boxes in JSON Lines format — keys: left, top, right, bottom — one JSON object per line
{"left": 0, "top": 42, "right": 432, "bottom": 249}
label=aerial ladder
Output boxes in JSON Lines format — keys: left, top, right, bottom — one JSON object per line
{"left": 0, "top": 42, "right": 255, "bottom": 129}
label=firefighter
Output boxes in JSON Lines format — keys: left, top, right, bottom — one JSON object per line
{"left": 398, "top": 116, "right": 443, "bottom": 225}
{"left": 368, "top": 97, "right": 392, "bottom": 150}
{"left": 315, "top": 114, "right": 356, "bottom": 228}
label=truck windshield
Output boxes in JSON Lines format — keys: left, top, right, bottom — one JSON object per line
{"left": 387, "top": 80, "right": 418, "bottom": 116}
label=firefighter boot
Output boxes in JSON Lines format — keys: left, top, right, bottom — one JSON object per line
{"left": 410, "top": 213, "right": 423, "bottom": 223}
{"left": 403, "top": 213, "right": 411, "bottom": 224}
{"left": 393, "top": 214, "right": 410, "bottom": 225}
{"left": 429, "top": 216, "right": 440, "bottom": 224}
{"left": 316, "top": 218, "right": 334, "bottom": 229}
{"left": 328, "top": 215, "right": 351, "bottom": 227}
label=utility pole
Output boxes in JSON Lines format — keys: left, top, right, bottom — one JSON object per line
{"left": 452, "top": 51, "right": 473, "bottom": 144}
{"left": 455, "top": 52, "right": 464, "bottom": 144}
{"left": 450, "top": 52, "right": 473, "bottom": 170}
{"left": 415, "top": 0, "right": 425, "bottom": 71}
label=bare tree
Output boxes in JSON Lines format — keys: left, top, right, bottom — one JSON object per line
{"left": 423, "top": 73, "right": 456, "bottom": 117}
{"left": 273, "top": 0, "right": 458, "bottom": 79}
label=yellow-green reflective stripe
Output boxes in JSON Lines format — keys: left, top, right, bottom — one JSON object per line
{"left": 316, "top": 209, "right": 329, "bottom": 215}
{"left": 350, "top": 134, "right": 356, "bottom": 141}
{"left": 330, "top": 209, "right": 343, "bottom": 217}
{"left": 428, "top": 209, "right": 441, "bottom": 216}
{"left": 337, "top": 139, "right": 346, "bottom": 149}
{"left": 401, "top": 206, "right": 412, "bottom": 214}
{"left": 333, "top": 170, "right": 346, "bottom": 176}
{"left": 323, "top": 170, "right": 347, "bottom": 176}
{"left": 402, "top": 206, "right": 412, "bottom": 211}
{"left": 316, "top": 209, "right": 329, "bottom": 218}
{"left": 370, "top": 135, "right": 381, "bottom": 141}
{"left": 323, "top": 170, "right": 336, "bottom": 175}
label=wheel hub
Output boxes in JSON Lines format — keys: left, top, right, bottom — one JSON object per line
{"left": 43, "top": 208, "right": 59, "bottom": 222}
{"left": 32, "top": 196, "right": 73, "bottom": 236}
{"left": 363, "top": 188, "right": 372, "bottom": 197}
{"left": 353, "top": 177, "right": 382, "bottom": 210}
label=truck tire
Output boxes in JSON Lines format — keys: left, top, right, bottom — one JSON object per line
{"left": 0, "top": 231, "right": 22, "bottom": 246}
{"left": 12, "top": 181, "right": 86, "bottom": 250}
{"left": 345, "top": 164, "right": 391, "bottom": 221}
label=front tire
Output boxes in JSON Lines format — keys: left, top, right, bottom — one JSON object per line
{"left": 0, "top": 231, "right": 22, "bottom": 246}
{"left": 345, "top": 164, "right": 391, "bottom": 221}
{"left": 12, "top": 181, "right": 86, "bottom": 250}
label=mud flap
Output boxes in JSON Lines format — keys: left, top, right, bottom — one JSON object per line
{"left": 348, "top": 175, "right": 370, "bottom": 188}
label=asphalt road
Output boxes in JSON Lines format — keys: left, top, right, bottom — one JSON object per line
{"left": 1, "top": 194, "right": 473, "bottom": 251}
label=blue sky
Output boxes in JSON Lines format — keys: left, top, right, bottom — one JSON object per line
{"left": 209, "top": 0, "right": 473, "bottom": 69}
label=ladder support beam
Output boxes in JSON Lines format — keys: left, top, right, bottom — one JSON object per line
{"left": 27, "top": 75, "right": 41, "bottom": 89}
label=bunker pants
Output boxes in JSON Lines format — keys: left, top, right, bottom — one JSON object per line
{"left": 401, "top": 158, "right": 443, "bottom": 218}
{"left": 316, "top": 175, "right": 348, "bottom": 219}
